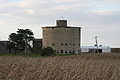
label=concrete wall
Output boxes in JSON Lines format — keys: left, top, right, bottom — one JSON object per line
{"left": 42, "top": 27, "right": 81, "bottom": 54}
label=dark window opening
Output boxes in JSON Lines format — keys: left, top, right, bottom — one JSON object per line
{"left": 57, "top": 51, "right": 59, "bottom": 53}
{"left": 61, "top": 50, "right": 63, "bottom": 53}
{"left": 65, "top": 43, "right": 67, "bottom": 46}
{"left": 52, "top": 43, "right": 54, "bottom": 46}
{"left": 73, "top": 44, "right": 75, "bottom": 45}
{"left": 61, "top": 43, "right": 63, "bottom": 46}
{"left": 65, "top": 51, "right": 67, "bottom": 53}
{"left": 52, "top": 27, "right": 54, "bottom": 29}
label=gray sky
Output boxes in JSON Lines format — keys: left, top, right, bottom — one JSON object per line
{"left": 0, "top": 0, "right": 120, "bottom": 47}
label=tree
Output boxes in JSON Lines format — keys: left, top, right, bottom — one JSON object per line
{"left": 7, "top": 41, "right": 17, "bottom": 54}
{"left": 41, "top": 47, "right": 56, "bottom": 56}
{"left": 8, "top": 28, "right": 34, "bottom": 53}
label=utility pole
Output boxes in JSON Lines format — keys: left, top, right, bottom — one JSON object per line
{"left": 95, "top": 36, "right": 99, "bottom": 53}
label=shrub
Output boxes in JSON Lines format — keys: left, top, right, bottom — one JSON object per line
{"left": 41, "top": 47, "right": 56, "bottom": 56}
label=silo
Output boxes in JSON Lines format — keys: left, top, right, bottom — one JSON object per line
{"left": 42, "top": 20, "right": 81, "bottom": 54}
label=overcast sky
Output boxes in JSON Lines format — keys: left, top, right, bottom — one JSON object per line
{"left": 0, "top": 0, "right": 120, "bottom": 47}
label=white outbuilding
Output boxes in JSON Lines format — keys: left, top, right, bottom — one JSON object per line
{"left": 81, "top": 46, "right": 111, "bottom": 53}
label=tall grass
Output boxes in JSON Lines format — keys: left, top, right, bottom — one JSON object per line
{"left": 0, "top": 53, "right": 120, "bottom": 80}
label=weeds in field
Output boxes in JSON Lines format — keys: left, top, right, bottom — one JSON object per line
{"left": 0, "top": 53, "right": 120, "bottom": 80}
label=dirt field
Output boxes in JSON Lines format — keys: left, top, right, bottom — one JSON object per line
{"left": 0, "top": 53, "right": 120, "bottom": 80}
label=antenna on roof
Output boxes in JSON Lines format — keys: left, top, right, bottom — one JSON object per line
{"left": 95, "top": 36, "right": 99, "bottom": 53}
{"left": 58, "top": 16, "right": 65, "bottom": 20}
{"left": 61, "top": 16, "right": 65, "bottom": 20}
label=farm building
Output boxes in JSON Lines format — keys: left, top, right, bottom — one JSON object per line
{"left": 42, "top": 20, "right": 81, "bottom": 54}
{"left": 0, "top": 41, "right": 9, "bottom": 53}
{"left": 81, "top": 46, "right": 111, "bottom": 53}
{"left": 32, "top": 39, "right": 42, "bottom": 53}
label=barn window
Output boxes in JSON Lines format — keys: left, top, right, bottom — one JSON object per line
{"left": 52, "top": 27, "right": 54, "bottom": 30}
{"left": 61, "top": 43, "right": 63, "bottom": 46}
{"left": 57, "top": 51, "right": 59, "bottom": 53}
{"left": 65, "top": 43, "right": 67, "bottom": 46}
{"left": 52, "top": 43, "right": 54, "bottom": 46}
{"left": 65, "top": 51, "right": 67, "bottom": 53}
{"left": 61, "top": 50, "right": 63, "bottom": 53}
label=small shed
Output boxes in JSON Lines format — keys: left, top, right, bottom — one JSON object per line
{"left": 81, "top": 46, "right": 111, "bottom": 53}
{"left": 32, "top": 39, "right": 42, "bottom": 53}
